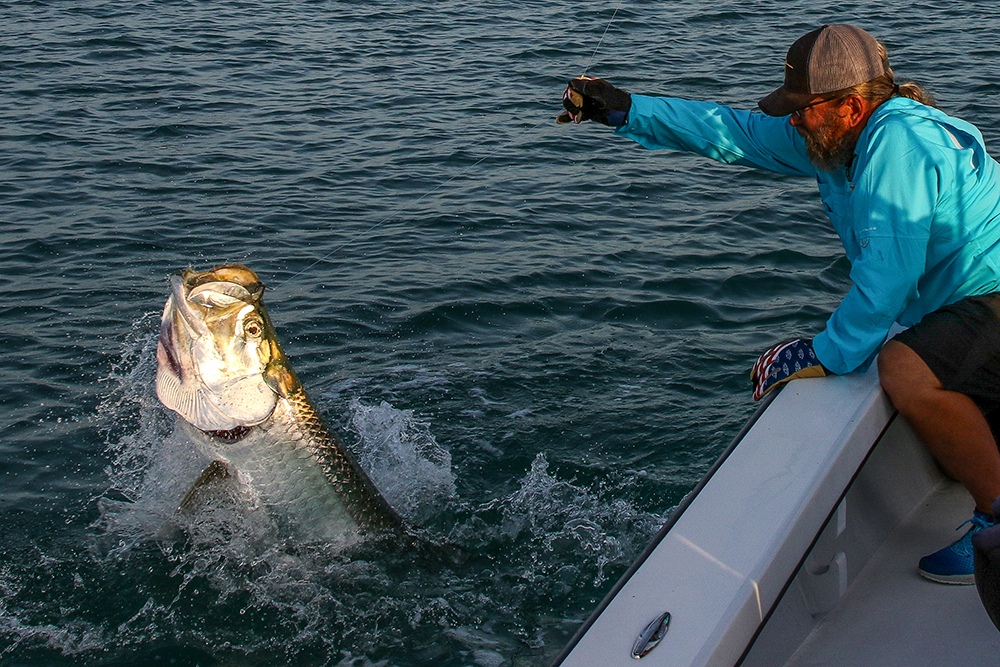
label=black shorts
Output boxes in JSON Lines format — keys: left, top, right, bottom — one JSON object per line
{"left": 893, "top": 292, "right": 1000, "bottom": 413}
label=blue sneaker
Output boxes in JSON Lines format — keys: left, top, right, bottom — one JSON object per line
{"left": 918, "top": 510, "right": 995, "bottom": 584}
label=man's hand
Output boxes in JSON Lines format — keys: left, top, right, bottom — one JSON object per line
{"left": 750, "top": 339, "right": 828, "bottom": 400}
{"left": 557, "top": 77, "right": 632, "bottom": 127}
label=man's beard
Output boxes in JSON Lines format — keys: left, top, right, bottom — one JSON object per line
{"left": 800, "top": 113, "right": 858, "bottom": 173}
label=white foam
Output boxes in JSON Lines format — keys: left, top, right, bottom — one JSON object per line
{"left": 347, "top": 398, "right": 457, "bottom": 525}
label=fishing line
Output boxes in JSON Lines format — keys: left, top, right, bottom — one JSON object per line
{"left": 582, "top": 0, "right": 626, "bottom": 76}
{"left": 273, "top": 116, "right": 551, "bottom": 292}
{"left": 275, "top": 1, "right": 626, "bottom": 292}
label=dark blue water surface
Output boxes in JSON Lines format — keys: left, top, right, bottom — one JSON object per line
{"left": 4, "top": 1, "right": 1000, "bottom": 665}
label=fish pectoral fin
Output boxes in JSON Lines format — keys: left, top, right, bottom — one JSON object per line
{"left": 177, "top": 459, "right": 234, "bottom": 512}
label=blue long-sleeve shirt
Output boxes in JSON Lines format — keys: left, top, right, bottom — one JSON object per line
{"left": 617, "top": 94, "right": 1000, "bottom": 373}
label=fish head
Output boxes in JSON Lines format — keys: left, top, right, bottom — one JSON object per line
{"left": 156, "top": 264, "right": 292, "bottom": 432}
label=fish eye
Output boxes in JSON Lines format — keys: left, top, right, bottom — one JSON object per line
{"left": 244, "top": 319, "right": 263, "bottom": 337}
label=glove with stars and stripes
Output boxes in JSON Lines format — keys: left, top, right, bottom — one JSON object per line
{"left": 750, "top": 338, "right": 828, "bottom": 401}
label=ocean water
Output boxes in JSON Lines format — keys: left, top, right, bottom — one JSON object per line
{"left": 3, "top": 1, "right": 1000, "bottom": 665}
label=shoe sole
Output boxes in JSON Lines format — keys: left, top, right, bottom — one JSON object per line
{"left": 918, "top": 568, "right": 975, "bottom": 585}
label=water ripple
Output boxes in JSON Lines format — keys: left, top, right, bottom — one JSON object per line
{"left": 3, "top": 0, "right": 1000, "bottom": 665}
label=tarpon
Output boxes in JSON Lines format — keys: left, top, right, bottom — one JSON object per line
{"left": 155, "top": 264, "right": 403, "bottom": 540}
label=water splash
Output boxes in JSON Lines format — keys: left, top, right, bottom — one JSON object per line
{"left": 2, "top": 322, "right": 665, "bottom": 666}
{"left": 348, "top": 398, "right": 456, "bottom": 525}
{"left": 484, "top": 453, "right": 661, "bottom": 587}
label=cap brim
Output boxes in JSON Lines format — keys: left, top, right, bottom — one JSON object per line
{"left": 758, "top": 86, "right": 818, "bottom": 117}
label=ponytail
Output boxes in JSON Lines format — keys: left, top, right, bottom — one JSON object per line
{"left": 896, "top": 81, "right": 937, "bottom": 107}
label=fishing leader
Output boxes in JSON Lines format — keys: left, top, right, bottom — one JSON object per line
{"left": 559, "top": 24, "right": 1000, "bottom": 585}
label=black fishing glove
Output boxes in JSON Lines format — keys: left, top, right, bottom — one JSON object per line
{"left": 557, "top": 76, "right": 632, "bottom": 128}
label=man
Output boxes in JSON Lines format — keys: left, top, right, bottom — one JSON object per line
{"left": 560, "top": 24, "right": 1000, "bottom": 584}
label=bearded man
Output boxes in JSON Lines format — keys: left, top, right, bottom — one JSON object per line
{"left": 561, "top": 24, "right": 1000, "bottom": 584}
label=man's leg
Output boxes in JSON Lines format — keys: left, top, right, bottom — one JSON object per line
{"left": 878, "top": 339, "right": 1000, "bottom": 513}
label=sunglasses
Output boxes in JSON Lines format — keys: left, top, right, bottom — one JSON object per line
{"left": 791, "top": 96, "right": 840, "bottom": 119}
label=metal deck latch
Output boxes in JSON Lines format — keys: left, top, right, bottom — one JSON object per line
{"left": 631, "top": 611, "right": 671, "bottom": 659}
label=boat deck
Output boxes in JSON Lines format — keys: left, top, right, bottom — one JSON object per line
{"left": 782, "top": 480, "right": 1000, "bottom": 666}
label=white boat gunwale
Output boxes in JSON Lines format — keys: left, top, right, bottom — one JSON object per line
{"left": 730, "top": 409, "right": 899, "bottom": 665}
{"left": 550, "top": 390, "right": 782, "bottom": 666}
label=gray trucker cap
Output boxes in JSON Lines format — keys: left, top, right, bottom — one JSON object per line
{"left": 759, "top": 24, "right": 887, "bottom": 117}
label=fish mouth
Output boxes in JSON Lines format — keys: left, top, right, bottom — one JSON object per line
{"left": 155, "top": 272, "right": 212, "bottom": 383}
{"left": 157, "top": 316, "right": 182, "bottom": 379}
{"left": 155, "top": 265, "right": 279, "bottom": 432}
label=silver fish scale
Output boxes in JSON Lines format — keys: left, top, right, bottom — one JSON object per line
{"left": 260, "top": 389, "right": 403, "bottom": 533}
{"left": 216, "top": 414, "right": 354, "bottom": 540}
{"left": 196, "top": 390, "right": 402, "bottom": 541}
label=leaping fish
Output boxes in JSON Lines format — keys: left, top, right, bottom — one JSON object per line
{"left": 155, "top": 264, "right": 403, "bottom": 540}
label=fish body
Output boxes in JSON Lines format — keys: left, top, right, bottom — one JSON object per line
{"left": 155, "top": 264, "right": 402, "bottom": 539}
